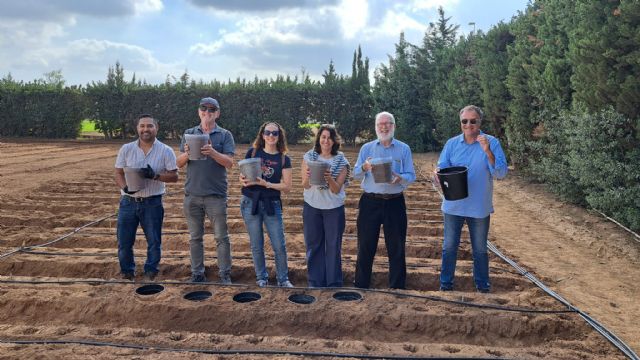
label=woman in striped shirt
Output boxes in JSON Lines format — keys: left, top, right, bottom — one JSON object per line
{"left": 301, "top": 124, "right": 351, "bottom": 287}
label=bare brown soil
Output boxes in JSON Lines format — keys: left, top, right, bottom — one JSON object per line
{"left": 0, "top": 139, "right": 638, "bottom": 359}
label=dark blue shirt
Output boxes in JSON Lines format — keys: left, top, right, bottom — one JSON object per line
{"left": 241, "top": 148, "right": 292, "bottom": 199}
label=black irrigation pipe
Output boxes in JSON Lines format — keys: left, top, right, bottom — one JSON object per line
{"left": 0, "top": 278, "right": 570, "bottom": 315}
{"left": 488, "top": 242, "right": 639, "bottom": 360}
{"left": 426, "top": 179, "right": 639, "bottom": 360}
{"left": 16, "top": 249, "right": 522, "bottom": 275}
{"left": 0, "top": 339, "right": 510, "bottom": 360}
{"left": 0, "top": 213, "right": 117, "bottom": 261}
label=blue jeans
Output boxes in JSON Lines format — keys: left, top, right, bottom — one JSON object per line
{"left": 303, "top": 202, "right": 345, "bottom": 287}
{"left": 117, "top": 195, "right": 164, "bottom": 275}
{"left": 240, "top": 195, "right": 290, "bottom": 284}
{"left": 440, "top": 213, "right": 490, "bottom": 291}
{"left": 183, "top": 194, "right": 232, "bottom": 278}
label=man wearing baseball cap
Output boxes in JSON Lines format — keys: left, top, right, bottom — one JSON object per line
{"left": 177, "top": 97, "right": 235, "bottom": 283}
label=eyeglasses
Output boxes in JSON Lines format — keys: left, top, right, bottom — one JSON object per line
{"left": 460, "top": 119, "right": 478, "bottom": 125}
{"left": 199, "top": 105, "right": 218, "bottom": 113}
{"left": 263, "top": 130, "right": 280, "bottom": 137}
{"left": 376, "top": 121, "right": 394, "bottom": 127}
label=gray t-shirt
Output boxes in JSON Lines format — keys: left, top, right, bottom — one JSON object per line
{"left": 180, "top": 124, "right": 235, "bottom": 197}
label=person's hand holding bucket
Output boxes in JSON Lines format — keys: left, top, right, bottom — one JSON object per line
{"left": 370, "top": 157, "right": 393, "bottom": 183}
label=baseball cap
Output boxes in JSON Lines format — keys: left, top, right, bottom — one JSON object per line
{"left": 199, "top": 97, "right": 220, "bottom": 108}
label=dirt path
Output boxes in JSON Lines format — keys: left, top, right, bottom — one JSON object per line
{"left": 490, "top": 175, "right": 640, "bottom": 352}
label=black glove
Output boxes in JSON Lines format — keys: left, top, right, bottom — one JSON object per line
{"left": 122, "top": 186, "right": 139, "bottom": 195}
{"left": 141, "top": 164, "right": 156, "bottom": 179}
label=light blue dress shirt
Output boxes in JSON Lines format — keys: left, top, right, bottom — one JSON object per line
{"left": 353, "top": 138, "right": 416, "bottom": 194}
{"left": 437, "top": 132, "right": 508, "bottom": 218}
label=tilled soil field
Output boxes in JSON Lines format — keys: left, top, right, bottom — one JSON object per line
{"left": 0, "top": 139, "right": 638, "bottom": 359}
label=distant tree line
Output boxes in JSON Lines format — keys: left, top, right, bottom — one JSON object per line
{"left": 0, "top": 47, "right": 371, "bottom": 146}
{"left": 0, "top": 0, "right": 637, "bottom": 230}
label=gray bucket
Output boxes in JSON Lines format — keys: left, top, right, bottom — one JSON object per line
{"left": 370, "top": 157, "right": 393, "bottom": 183}
{"left": 307, "top": 160, "right": 330, "bottom": 186}
{"left": 184, "top": 134, "right": 209, "bottom": 160}
{"left": 437, "top": 166, "right": 468, "bottom": 201}
{"left": 123, "top": 167, "right": 146, "bottom": 192}
{"left": 238, "top": 158, "right": 262, "bottom": 182}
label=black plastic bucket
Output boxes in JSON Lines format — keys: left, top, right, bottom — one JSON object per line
{"left": 437, "top": 166, "right": 468, "bottom": 201}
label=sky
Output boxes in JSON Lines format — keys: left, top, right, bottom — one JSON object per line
{"left": 0, "top": 0, "right": 530, "bottom": 86}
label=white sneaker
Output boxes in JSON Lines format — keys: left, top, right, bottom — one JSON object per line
{"left": 256, "top": 280, "right": 268, "bottom": 287}
{"left": 278, "top": 280, "right": 294, "bottom": 288}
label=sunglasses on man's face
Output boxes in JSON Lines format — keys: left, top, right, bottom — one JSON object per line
{"left": 199, "top": 105, "right": 218, "bottom": 113}
{"left": 460, "top": 119, "right": 478, "bottom": 125}
{"left": 263, "top": 130, "right": 280, "bottom": 137}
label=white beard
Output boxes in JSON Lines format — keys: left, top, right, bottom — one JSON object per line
{"left": 376, "top": 129, "right": 394, "bottom": 142}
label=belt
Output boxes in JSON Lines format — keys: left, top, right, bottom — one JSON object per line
{"left": 123, "top": 194, "right": 162, "bottom": 202}
{"left": 364, "top": 192, "right": 403, "bottom": 200}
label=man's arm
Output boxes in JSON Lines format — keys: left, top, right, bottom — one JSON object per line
{"left": 157, "top": 169, "right": 178, "bottom": 183}
{"left": 115, "top": 168, "right": 126, "bottom": 189}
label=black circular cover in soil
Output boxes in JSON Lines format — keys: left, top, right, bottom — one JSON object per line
{"left": 135, "top": 284, "right": 164, "bottom": 296}
{"left": 233, "top": 291, "right": 261, "bottom": 303}
{"left": 184, "top": 290, "right": 212, "bottom": 301}
{"left": 288, "top": 293, "right": 316, "bottom": 304}
{"left": 333, "top": 291, "right": 363, "bottom": 301}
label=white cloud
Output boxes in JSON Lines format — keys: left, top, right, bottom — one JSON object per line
{"left": 361, "top": 10, "right": 427, "bottom": 41}
{"left": 410, "top": 0, "right": 460, "bottom": 11}
{"left": 337, "top": 0, "right": 368, "bottom": 39}
{"left": 133, "top": 0, "right": 164, "bottom": 14}
{"left": 189, "top": 12, "right": 333, "bottom": 56}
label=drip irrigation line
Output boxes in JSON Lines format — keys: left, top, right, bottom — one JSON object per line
{"left": 0, "top": 278, "right": 570, "bottom": 315}
{"left": 427, "top": 179, "right": 639, "bottom": 360}
{"left": 15, "top": 249, "right": 521, "bottom": 275}
{"left": 590, "top": 208, "right": 640, "bottom": 244}
{"left": 487, "top": 242, "right": 639, "bottom": 360}
{"left": 0, "top": 338, "right": 509, "bottom": 360}
{"left": 0, "top": 213, "right": 116, "bottom": 261}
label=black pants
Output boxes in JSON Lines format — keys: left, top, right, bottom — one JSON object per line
{"left": 354, "top": 193, "right": 407, "bottom": 289}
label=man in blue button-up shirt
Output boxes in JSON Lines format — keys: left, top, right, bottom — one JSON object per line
{"left": 353, "top": 111, "right": 416, "bottom": 289}
{"left": 436, "top": 105, "right": 508, "bottom": 293}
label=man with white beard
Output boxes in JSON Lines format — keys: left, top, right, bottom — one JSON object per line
{"left": 352, "top": 111, "right": 416, "bottom": 289}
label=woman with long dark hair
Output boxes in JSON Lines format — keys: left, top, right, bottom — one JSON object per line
{"left": 240, "top": 122, "right": 294, "bottom": 287}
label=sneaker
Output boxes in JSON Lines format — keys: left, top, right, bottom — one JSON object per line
{"left": 278, "top": 280, "right": 294, "bottom": 288}
{"left": 477, "top": 287, "right": 490, "bottom": 294}
{"left": 190, "top": 273, "right": 207, "bottom": 283}
{"left": 143, "top": 271, "right": 157, "bottom": 282}
{"left": 220, "top": 275, "right": 232, "bottom": 285}
{"left": 256, "top": 280, "right": 268, "bottom": 287}
{"left": 121, "top": 272, "right": 135, "bottom": 281}
{"left": 439, "top": 286, "right": 453, "bottom": 292}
